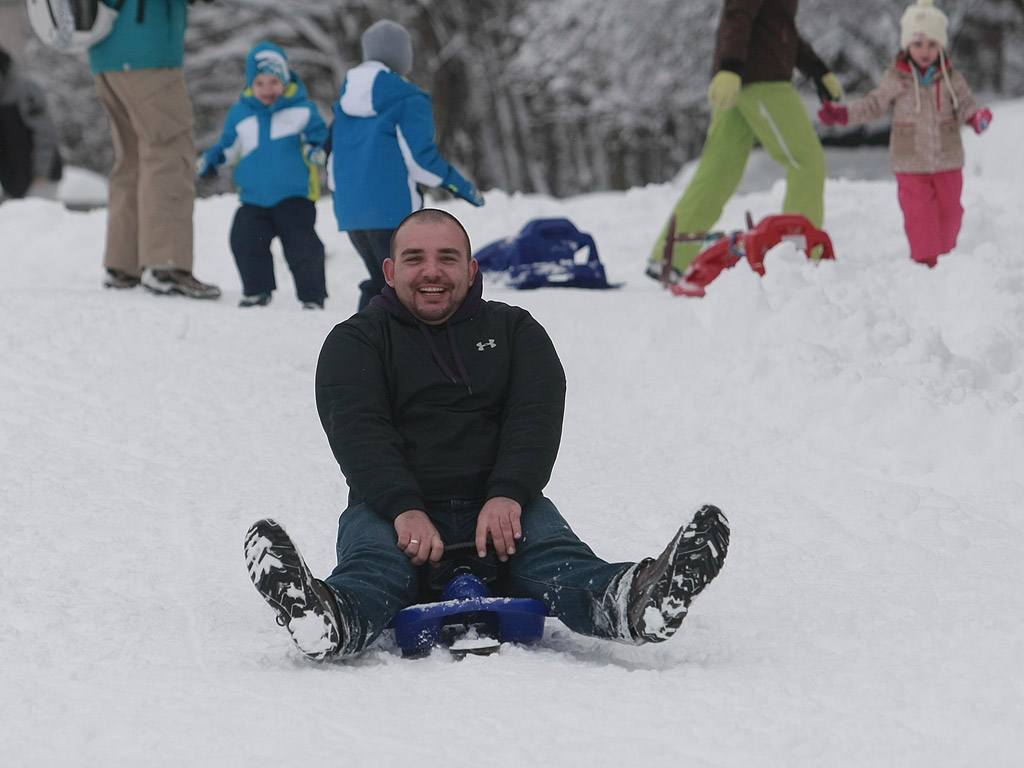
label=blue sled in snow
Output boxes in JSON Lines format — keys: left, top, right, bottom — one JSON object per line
{"left": 388, "top": 563, "right": 549, "bottom": 658}
{"left": 474, "top": 217, "right": 620, "bottom": 290}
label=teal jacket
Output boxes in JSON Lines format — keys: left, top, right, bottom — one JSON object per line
{"left": 88, "top": 0, "right": 189, "bottom": 75}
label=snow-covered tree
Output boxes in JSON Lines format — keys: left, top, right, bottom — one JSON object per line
{"left": 18, "top": 0, "right": 1024, "bottom": 197}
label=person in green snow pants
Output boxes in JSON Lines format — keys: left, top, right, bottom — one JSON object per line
{"left": 649, "top": 0, "right": 841, "bottom": 279}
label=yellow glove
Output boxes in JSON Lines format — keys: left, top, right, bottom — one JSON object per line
{"left": 818, "top": 72, "right": 844, "bottom": 102}
{"left": 708, "top": 71, "right": 742, "bottom": 111}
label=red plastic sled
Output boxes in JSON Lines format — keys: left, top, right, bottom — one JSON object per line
{"left": 665, "top": 213, "right": 836, "bottom": 297}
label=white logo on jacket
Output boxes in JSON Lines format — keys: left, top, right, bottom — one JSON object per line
{"left": 476, "top": 339, "right": 496, "bottom": 351}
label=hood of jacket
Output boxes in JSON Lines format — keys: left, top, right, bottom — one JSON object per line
{"left": 370, "top": 272, "right": 485, "bottom": 326}
{"left": 369, "top": 274, "right": 485, "bottom": 390}
{"left": 338, "top": 60, "right": 422, "bottom": 118}
{"left": 894, "top": 49, "right": 960, "bottom": 114}
{"left": 895, "top": 50, "right": 955, "bottom": 78}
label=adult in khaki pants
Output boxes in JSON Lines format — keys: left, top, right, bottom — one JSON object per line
{"left": 90, "top": 0, "right": 219, "bottom": 298}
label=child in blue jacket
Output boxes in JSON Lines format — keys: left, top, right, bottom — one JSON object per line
{"left": 329, "top": 20, "right": 484, "bottom": 311}
{"left": 199, "top": 42, "right": 329, "bottom": 308}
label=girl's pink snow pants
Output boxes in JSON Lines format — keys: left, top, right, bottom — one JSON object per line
{"left": 895, "top": 169, "right": 964, "bottom": 268}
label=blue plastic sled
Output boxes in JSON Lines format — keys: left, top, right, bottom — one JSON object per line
{"left": 388, "top": 573, "right": 549, "bottom": 658}
{"left": 475, "top": 218, "right": 619, "bottom": 290}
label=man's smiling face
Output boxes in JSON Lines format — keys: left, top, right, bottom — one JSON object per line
{"left": 384, "top": 215, "right": 478, "bottom": 325}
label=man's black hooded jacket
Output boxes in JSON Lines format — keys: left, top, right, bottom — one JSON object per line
{"left": 315, "top": 277, "right": 567, "bottom": 521}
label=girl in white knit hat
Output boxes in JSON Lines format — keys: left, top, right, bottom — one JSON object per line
{"left": 817, "top": 0, "right": 992, "bottom": 268}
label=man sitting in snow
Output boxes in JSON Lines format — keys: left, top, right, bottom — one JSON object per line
{"left": 243, "top": 209, "right": 731, "bottom": 659}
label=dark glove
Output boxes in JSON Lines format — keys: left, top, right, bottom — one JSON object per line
{"left": 441, "top": 166, "right": 485, "bottom": 207}
{"left": 458, "top": 185, "right": 485, "bottom": 207}
{"left": 447, "top": 183, "right": 484, "bottom": 207}
{"left": 195, "top": 152, "right": 220, "bottom": 179}
{"left": 817, "top": 101, "right": 849, "bottom": 127}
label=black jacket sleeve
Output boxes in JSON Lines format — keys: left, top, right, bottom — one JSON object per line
{"left": 795, "top": 35, "right": 829, "bottom": 81}
{"left": 485, "top": 311, "right": 566, "bottom": 507}
{"left": 315, "top": 320, "right": 426, "bottom": 520}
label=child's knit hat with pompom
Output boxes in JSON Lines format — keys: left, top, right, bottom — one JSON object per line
{"left": 900, "top": 0, "right": 948, "bottom": 50}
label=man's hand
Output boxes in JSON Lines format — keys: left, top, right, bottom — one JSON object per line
{"left": 394, "top": 510, "right": 444, "bottom": 566}
{"left": 475, "top": 496, "right": 522, "bottom": 561}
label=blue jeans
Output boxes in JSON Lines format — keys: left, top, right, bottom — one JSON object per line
{"left": 323, "top": 496, "right": 632, "bottom": 653}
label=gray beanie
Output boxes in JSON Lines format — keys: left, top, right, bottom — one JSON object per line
{"left": 361, "top": 20, "right": 413, "bottom": 75}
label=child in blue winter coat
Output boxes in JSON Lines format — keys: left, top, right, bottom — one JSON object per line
{"left": 329, "top": 20, "right": 484, "bottom": 311}
{"left": 198, "top": 42, "right": 329, "bottom": 308}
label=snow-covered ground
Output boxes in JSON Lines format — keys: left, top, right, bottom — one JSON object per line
{"left": 2, "top": 100, "right": 1022, "bottom": 767}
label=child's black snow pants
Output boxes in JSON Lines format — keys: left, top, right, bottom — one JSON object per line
{"left": 229, "top": 197, "right": 327, "bottom": 304}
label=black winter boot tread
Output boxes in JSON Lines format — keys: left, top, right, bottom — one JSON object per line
{"left": 244, "top": 518, "right": 343, "bottom": 660}
{"left": 627, "top": 504, "right": 730, "bottom": 643}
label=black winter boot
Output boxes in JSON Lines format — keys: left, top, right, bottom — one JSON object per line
{"left": 244, "top": 518, "right": 346, "bottom": 660}
{"left": 624, "top": 504, "right": 730, "bottom": 643}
